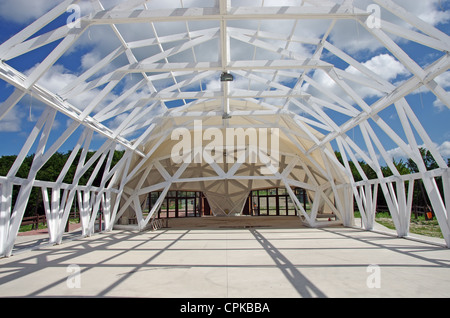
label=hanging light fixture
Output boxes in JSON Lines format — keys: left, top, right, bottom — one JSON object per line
{"left": 221, "top": 72, "right": 233, "bottom": 119}
{"left": 220, "top": 72, "right": 234, "bottom": 82}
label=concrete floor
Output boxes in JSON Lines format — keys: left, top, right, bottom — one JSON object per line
{"left": 1, "top": 216, "right": 450, "bottom": 298}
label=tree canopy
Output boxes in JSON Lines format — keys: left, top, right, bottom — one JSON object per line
{"left": 0, "top": 150, "right": 124, "bottom": 216}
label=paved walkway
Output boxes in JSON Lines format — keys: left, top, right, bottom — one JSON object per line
{"left": 1, "top": 217, "right": 449, "bottom": 298}
{"left": 13, "top": 223, "right": 83, "bottom": 253}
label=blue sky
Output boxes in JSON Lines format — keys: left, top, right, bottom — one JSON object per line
{"left": 0, "top": 0, "right": 449, "bottom": 166}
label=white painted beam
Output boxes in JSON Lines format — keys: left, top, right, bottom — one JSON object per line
{"left": 88, "top": 6, "right": 370, "bottom": 25}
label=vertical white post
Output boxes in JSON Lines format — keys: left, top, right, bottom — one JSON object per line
{"left": 77, "top": 190, "right": 91, "bottom": 236}
{"left": 341, "top": 183, "right": 354, "bottom": 227}
{"left": 422, "top": 176, "right": 450, "bottom": 247}
{"left": 364, "top": 183, "right": 375, "bottom": 231}
{"left": 102, "top": 192, "right": 112, "bottom": 231}
{"left": 49, "top": 188, "right": 62, "bottom": 243}
{"left": 395, "top": 180, "right": 410, "bottom": 237}
{"left": 0, "top": 182, "right": 13, "bottom": 257}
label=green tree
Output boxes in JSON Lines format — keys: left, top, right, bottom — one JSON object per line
{"left": 334, "top": 150, "right": 376, "bottom": 181}
{"left": 381, "top": 159, "right": 411, "bottom": 177}
{"left": 406, "top": 147, "right": 439, "bottom": 172}
{"left": 0, "top": 150, "right": 125, "bottom": 218}
{"left": 406, "top": 147, "right": 443, "bottom": 209}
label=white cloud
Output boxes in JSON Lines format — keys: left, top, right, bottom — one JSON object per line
{"left": 307, "top": 53, "right": 410, "bottom": 107}
{"left": 438, "top": 141, "right": 450, "bottom": 158}
{"left": 411, "top": 71, "right": 450, "bottom": 111}
{"left": 327, "top": 0, "right": 450, "bottom": 54}
{"left": 387, "top": 141, "right": 450, "bottom": 161}
{"left": 23, "top": 63, "right": 118, "bottom": 117}
{"left": 80, "top": 51, "right": 102, "bottom": 71}
{"left": 386, "top": 146, "right": 408, "bottom": 161}
{"left": 433, "top": 79, "right": 450, "bottom": 111}
{"left": 0, "top": 0, "right": 99, "bottom": 24}
{"left": 0, "top": 0, "right": 62, "bottom": 24}
{"left": 403, "top": 0, "right": 450, "bottom": 25}
{"left": 435, "top": 71, "right": 450, "bottom": 88}
{"left": 0, "top": 106, "right": 25, "bottom": 132}
{"left": 354, "top": 54, "right": 409, "bottom": 82}
{"left": 32, "top": 64, "right": 76, "bottom": 93}
{"left": 32, "top": 62, "right": 161, "bottom": 120}
{"left": 345, "top": 53, "right": 410, "bottom": 98}
{"left": 433, "top": 99, "right": 448, "bottom": 112}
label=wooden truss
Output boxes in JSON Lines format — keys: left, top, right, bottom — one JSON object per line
{"left": 0, "top": 0, "right": 449, "bottom": 256}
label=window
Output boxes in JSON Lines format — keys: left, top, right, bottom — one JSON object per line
{"left": 147, "top": 191, "right": 203, "bottom": 218}
{"left": 250, "top": 188, "right": 304, "bottom": 216}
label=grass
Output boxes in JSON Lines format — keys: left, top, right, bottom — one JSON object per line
{"left": 408, "top": 218, "right": 443, "bottom": 238}
{"left": 19, "top": 223, "right": 48, "bottom": 232}
{"left": 355, "top": 211, "right": 443, "bottom": 239}
{"left": 19, "top": 217, "right": 81, "bottom": 233}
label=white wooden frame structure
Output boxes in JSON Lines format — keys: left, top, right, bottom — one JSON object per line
{"left": 0, "top": 0, "right": 449, "bottom": 257}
